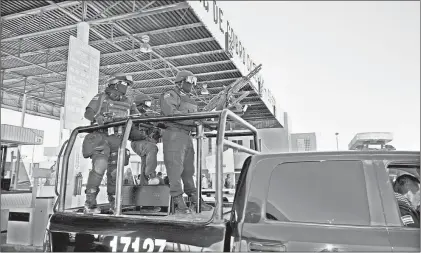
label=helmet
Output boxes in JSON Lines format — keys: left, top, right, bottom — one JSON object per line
{"left": 134, "top": 94, "right": 153, "bottom": 108}
{"left": 109, "top": 72, "right": 134, "bottom": 87}
{"left": 174, "top": 70, "right": 197, "bottom": 86}
{"left": 107, "top": 72, "right": 133, "bottom": 96}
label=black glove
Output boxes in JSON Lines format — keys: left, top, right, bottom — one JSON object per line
{"left": 157, "top": 123, "right": 166, "bottom": 129}
{"left": 95, "top": 115, "right": 106, "bottom": 126}
{"left": 151, "top": 129, "right": 161, "bottom": 141}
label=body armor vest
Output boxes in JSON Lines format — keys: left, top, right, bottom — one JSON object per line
{"left": 97, "top": 93, "right": 131, "bottom": 118}
{"left": 162, "top": 88, "right": 198, "bottom": 131}
{"left": 176, "top": 90, "right": 198, "bottom": 113}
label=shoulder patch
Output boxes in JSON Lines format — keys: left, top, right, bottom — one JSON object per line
{"left": 401, "top": 215, "right": 414, "bottom": 225}
{"left": 92, "top": 95, "right": 100, "bottom": 100}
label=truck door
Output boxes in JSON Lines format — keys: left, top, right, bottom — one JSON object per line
{"left": 235, "top": 158, "right": 392, "bottom": 252}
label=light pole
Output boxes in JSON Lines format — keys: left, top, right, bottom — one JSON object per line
{"left": 335, "top": 133, "right": 339, "bottom": 151}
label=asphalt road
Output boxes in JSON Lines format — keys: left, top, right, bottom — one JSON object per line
{"left": 0, "top": 232, "right": 43, "bottom": 252}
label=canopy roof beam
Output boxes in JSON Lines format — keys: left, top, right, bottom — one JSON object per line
{"left": 2, "top": 51, "right": 66, "bottom": 77}
{"left": 85, "top": 1, "right": 180, "bottom": 78}
{"left": 1, "top": 88, "right": 62, "bottom": 106}
{"left": 1, "top": 1, "right": 80, "bottom": 21}
{"left": 1, "top": 23, "right": 204, "bottom": 60}
{"left": 3, "top": 60, "right": 234, "bottom": 85}
{"left": 3, "top": 49, "right": 225, "bottom": 74}
{"left": 2, "top": 2, "right": 190, "bottom": 42}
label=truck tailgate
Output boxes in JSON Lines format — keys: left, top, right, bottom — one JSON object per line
{"left": 48, "top": 212, "right": 227, "bottom": 252}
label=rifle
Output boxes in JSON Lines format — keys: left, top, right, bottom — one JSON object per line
{"left": 101, "top": 112, "right": 162, "bottom": 141}
{"left": 202, "top": 64, "right": 262, "bottom": 112}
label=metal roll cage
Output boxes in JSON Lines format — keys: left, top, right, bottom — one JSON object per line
{"left": 55, "top": 109, "right": 260, "bottom": 222}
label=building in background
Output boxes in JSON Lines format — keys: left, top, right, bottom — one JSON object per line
{"left": 202, "top": 112, "right": 292, "bottom": 186}
{"left": 290, "top": 132, "right": 317, "bottom": 152}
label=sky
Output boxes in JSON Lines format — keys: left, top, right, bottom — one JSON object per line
{"left": 217, "top": 0, "right": 420, "bottom": 151}
{"left": 1, "top": 1, "right": 420, "bottom": 159}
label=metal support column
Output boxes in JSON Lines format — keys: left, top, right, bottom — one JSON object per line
{"left": 19, "top": 77, "right": 28, "bottom": 126}
{"left": 81, "top": 1, "right": 88, "bottom": 22}
{"left": 115, "top": 120, "right": 133, "bottom": 216}
{"left": 215, "top": 111, "right": 229, "bottom": 221}
{"left": 195, "top": 124, "right": 204, "bottom": 213}
{"left": 21, "top": 93, "right": 27, "bottom": 126}
{"left": 0, "top": 70, "right": 4, "bottom": 88}
{"left": 1, "top": 146, "right": 8, "bottom": 179}
{"left": 76, "top": 22, "right": 90, "bottom": 44}
{"left": 13, "top": 149, "right": 22, "bottom": 190}
{"left": 10, "top": 151, "right": 16, "bottom": 189}
{"left": 12, "top": 79, "right": 28, "bottom": 190}
{"left": 58, "top": 107, "right": 65, "bottom": 147}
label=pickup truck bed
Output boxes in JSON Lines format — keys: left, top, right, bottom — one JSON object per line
{"left": 48, "top": 209, "right": 231, "bottom": 252}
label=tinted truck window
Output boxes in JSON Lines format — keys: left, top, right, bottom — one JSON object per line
{"left": 266, "top": 160, "right": 370, "bottom": 226}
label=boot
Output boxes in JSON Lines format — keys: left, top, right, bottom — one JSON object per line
{"left": 108, "top": 195, "right": 116, "bottom": 214}
{"left": 172, "top": 194, "right": 191, "bottom": 214}
{"left": 138, "top": 173, "right": 149, "bottom": 186}
{"left": 189, "top": 192, "right": 213, "bottom": 212}
{"left": 84, "top": 189, "right": 101, "bottom": 214}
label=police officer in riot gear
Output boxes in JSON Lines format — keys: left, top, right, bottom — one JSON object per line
{"left": 130, "top": 94, "right": 161, "bottom": 185}
{"left": 82, "top": 73, "right": 139, "bottom": 214}
{"left": 160, "top": 70, "right": 213, "bottom": 214}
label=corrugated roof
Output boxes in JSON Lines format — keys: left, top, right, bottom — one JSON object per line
{"left": 1, "top": 0, "right": 281, "bottom": 128}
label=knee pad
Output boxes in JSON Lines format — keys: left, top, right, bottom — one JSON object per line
{"left": 85, "top": 187, "right": 99, "bottom": 195}
{"left": 82, "top": 133, "right": 109, "bottom": 158}
{"left": 92, "top": 156, "right": 108, "bottom": 175}
{"left": 108, "top": 151, "right": 119, "bottom": 166}
{"left": 147, "top": 143, "right": 158, "bottom": 154}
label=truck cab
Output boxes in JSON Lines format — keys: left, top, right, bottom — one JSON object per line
{"left": 229, "top": 151, "right": 419, "bottom": 252}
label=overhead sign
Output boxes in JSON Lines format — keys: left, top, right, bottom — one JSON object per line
{"left": 188, "top": 1, "right": 278, "bottom": 114}
{"left": 188, "top": 1, "right": 264, "bottom": 92}
{"left": 64, "top": 36, "right": 100, "bottom": 130}
{"left": 63, "top": 35, "right": 100, "bottom": 209}
{"left": 260, "top": 85, "right": 277, "bottom": 114}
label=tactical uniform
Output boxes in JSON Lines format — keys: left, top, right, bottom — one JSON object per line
{"left": 130, "top": 94, "right": 160, "bottom": 185}
{"left": 82, "top": 73, "right": 138, "bottom": 214}
{"left": 160, "top": 70, "right": 212, "bottom": 214}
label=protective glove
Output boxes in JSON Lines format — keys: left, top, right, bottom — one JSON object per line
{"left": 156, "top": 123, "right": 166, "bottom": 129}
{"left": 193, "top": 119, "right": 204, "bottom": 125}
{"left": 150, "top": 129, "right": 161, "bottom": 142}
{"left": 95, "top": 115, "right": 106, "bottom": 126}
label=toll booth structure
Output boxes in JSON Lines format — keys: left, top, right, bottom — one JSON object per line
{"left": 1, "top": 0, "right": 286, "bottom": 220}
{"left": 1, "top": 124, "right": 53, "bottom": 247}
